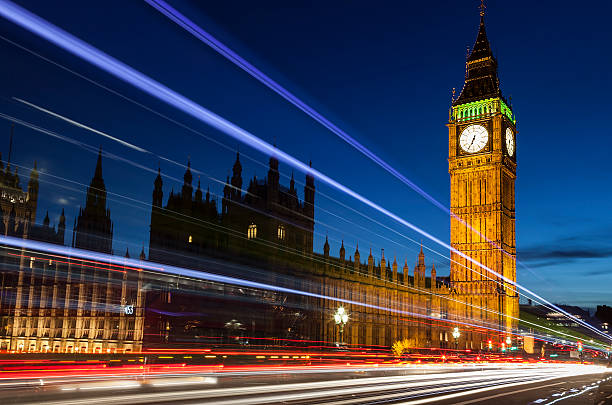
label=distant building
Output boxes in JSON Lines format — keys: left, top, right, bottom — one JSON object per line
{"left": 149, "top": 153, "right": 315, "bottom": 267}
{"left": 0, "top": 149, "right": 143, "bottom": 353}
{"left": 72, "top": 150, "right": 113, "bottom": 254}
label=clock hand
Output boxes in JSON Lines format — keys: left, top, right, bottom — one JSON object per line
{"left": 469, "top": 135, "right": 476, "bottom": 149}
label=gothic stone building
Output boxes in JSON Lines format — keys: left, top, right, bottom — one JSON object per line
{"left": 0, "top": 8, "right": 518, "bottom": 353}
{"left": 0, "top": 149, "right": 144, "bottom": 353}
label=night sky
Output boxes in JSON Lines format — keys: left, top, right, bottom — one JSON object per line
{"left": 0, "top": 0, "right": 610, "bottom": 307}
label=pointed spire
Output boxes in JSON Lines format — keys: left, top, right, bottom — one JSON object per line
{"left": 139, "top": 245, "right": 146, "bottom": 260}
{"left": 183, "top": 159, "right": 192, "bottom": 185}
{"left": 323, "top": 235, "right": 330, "bottom": 257}
{"left": 155, "top": 165, "right": 163, "bottom": 187}
{"left": 94, "top": 147, "right": 103, "bottom": 179}
{"left": 453, "top": 2, "right": 502, "bottom": 106}
{"left": 125, "top": 247, "right": 130, "bottom": 258}
{"left": 43, "top": 211, "right": 50, "bottom": 227}
{"left": 233, "top": 150, "right": 241, "bottom": 170}
{"left": 195, "top": 176, "right": 203, "bottom": 203}
{"left": 418, "top": 244, "right": 425, "bottom": 265}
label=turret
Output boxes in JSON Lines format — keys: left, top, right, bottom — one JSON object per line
{"left": 323, "top": 235, "right": 330, "bottom": 258}
{"left": 58, "top": 208, "right": 66, "bottom": 243}
{"left": 414, "top": 245, "right": 426, "bottom": 288}
{"left": 403, "top": 259, "right": 409, "bottom": 285}
{"left": 181, "top": 160, "right": 193, "bottom": 201}
{"left": 339, "top": 240, "right": 345, "bottom": 262}
{"left": 304, "top": 161, "right": 315, "bottom": 219}
{"left": 153, "top": 166, "right": 163, "bottom": 207}
{"left": 267, "top": 155, "right": 279, "bottom": 205}
{"left": 392, "top": 256, "right": 398, "bottom": 282}
{"left": 431, "top": 262, "right": 437, "bottom": 288}
{"left": 231, "top": 151, "right": 242, "bottom": 200}
{"left": 195, "top": 178, "right": 203, "bottom": 203}
{"left": 353, "top": 243, "right": 360, "bottom": 273}
{"left": 368, "top": 248, "right": 374, "bottom": 276}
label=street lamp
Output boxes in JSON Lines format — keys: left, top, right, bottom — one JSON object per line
{"left": 452, "top": 327, "right": 461, "bottom": 351}
{"left": 334, "top": 306, "right": 349, "bottom": 345}
{"left": 506, "top": 335, "right": 512, "bottom": 346}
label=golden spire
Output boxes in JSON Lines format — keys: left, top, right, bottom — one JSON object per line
{"left": 479, "top": 0, "right": 486, "bottom": 17}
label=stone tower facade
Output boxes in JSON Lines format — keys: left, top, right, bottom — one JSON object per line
{"left": 447, "top": 9, "right": 519, "bottom": 336}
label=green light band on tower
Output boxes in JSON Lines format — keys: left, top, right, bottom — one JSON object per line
{"left": 451, "top": 97, "right": 516, "bottom": 124}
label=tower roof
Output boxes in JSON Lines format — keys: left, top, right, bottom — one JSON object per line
{"left": 453, "top": 13, "right": 503, "bottom": 105}
{"left": 94, "top": 148, "right": 103, "bottom": 180}
{"left": 184, "top": 160, "right": 192, "bottom": 185}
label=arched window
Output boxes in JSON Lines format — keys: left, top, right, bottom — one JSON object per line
{"left": 188, "top": 235, "right": 193, "bottom": 243}
{"left": 277, "top": 225, "right": 286, "bottom": 241}
{"left": 247, "top": 224, "right": 257, "bottom": 239}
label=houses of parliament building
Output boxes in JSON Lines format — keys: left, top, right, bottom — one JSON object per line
{"left": 0, "top": 7, "right": 519, "bottom": 353}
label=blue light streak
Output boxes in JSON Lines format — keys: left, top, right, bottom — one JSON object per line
{"left": 0, "top": 235, "right": 500, "bottom": 334}
{"left": 144, "top": 0, "right": 545, "bottom": 286}
{"left": 144, "top": 0, "right": 450, "bottom": 215}
{"left": 0, "top": 0, "right": 607, "bottom": 341}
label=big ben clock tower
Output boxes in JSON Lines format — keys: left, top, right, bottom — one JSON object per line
{"left": 448, "top": 4, "right": 519, "bottom": 338}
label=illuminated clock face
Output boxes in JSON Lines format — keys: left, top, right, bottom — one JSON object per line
{"left": 505, "top": 128, "right": 515, "bottom": 157}
{"left": 459, "top": 124, "right": 489, "bottom": 153}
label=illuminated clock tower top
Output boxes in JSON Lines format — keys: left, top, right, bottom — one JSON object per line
{"left": 447, "top": 3, "right": 519, "bottom": 336}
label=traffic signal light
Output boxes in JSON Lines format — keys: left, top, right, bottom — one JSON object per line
{"left": 577, "top": 341, "right": 583, "bottom": 352}
{"left": 488, "top": 340, "right": 492, "bottom": 349}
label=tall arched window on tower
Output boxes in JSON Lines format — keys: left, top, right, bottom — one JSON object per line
{"left": 247, "top": 223, "right": 257, "bottom": 239}
{"left": 277, "top": 225, "right": 285, "bottom": 241}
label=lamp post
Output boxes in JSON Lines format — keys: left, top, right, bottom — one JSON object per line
{"left": 334, "top": 306, "right": 349, "bottom": 345}
{"left": 452, "top": 327, "right": 461, "bottom": 351}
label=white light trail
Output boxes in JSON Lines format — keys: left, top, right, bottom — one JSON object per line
{"left": 0, "top": 22, "right": 566, "bottom": 332}
{"left": 13, "top": 97, "right": 148, "bottom": 152}
{"left": 0, "top": 0, "right": 606, "bottom": 340}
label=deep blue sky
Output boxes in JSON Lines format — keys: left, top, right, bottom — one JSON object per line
{"left": 0, "top": 0, "right": 610, "bottom": 307}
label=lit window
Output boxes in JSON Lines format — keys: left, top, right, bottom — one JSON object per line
{"left": 247, "top": 224, "right": 257, "bottom": 239}
{"left": 277, "top": 225, "right": 285, "bottom": 241}
{"left": 188, "top": 235, "right": 193, "bottom": 243}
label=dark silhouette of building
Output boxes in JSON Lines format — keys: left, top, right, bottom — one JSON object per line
{"left": 28, "top": 209, "right": 65, "bottom": 245}
{"left": 149, "top": 152, "right": 315, "bottom": 267}
{"left": 72, "top": 149, "right": 113, "bottom": 254}
{"left": 0, "top": 128, "right": 39, "bottom": 238}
